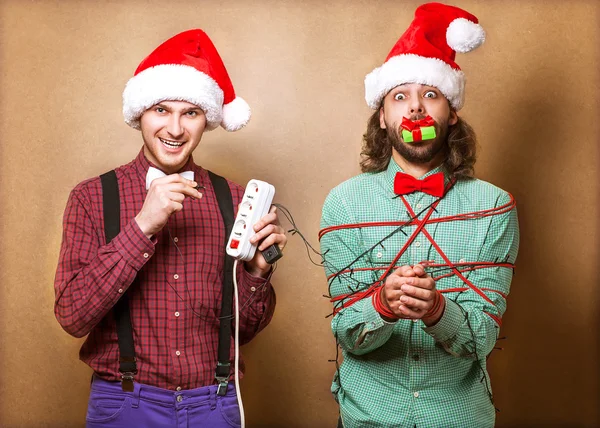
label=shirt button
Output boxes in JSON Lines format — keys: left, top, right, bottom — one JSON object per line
{"left": 459, "top": 258, "right": 466, "bottom": 263}
{"left": 176, "top": 395, "right": 183, "bottom": 402}
{"left": 414, "top": 392, "right": 420, "bottom": 398}
{"left": 376, "top": 252, "right": 383, "bottom": 258}
{"left": 143, "top": 253, "right": 149, "bottom": 258}
{"left": 176, "top": 386, "right": 182, "bottom": 391}
{"left": 414, "top": 241, "right": 421, "bottom": 247}
{"left": 173, "top": 274, "right": 179, "bottom": 280}
{"left": 175, "top": 312, "right": 180, "bottom": 317}
{"left": 118, "top": 288, "right": 124, "bottom": 294}
{"left": 412, "top": 319, "right": 418, "bottom": 323}
{"left": 416, "top": 203, "right": 422, "bottom": 209}
{"left": 413, "top": 354, "right": 420, "bottom": 361}
{"left": 250, "top": 286, "right": 256, "bottom": 292}
{"left": 175, "top": 350, "right": 181, "bottom": 356}
{"left": 173, "top": 237, "right": 179, "bottom": 243}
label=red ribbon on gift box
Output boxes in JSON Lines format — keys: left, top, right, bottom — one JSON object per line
{"left": 401, "top": 116, "right": 435, "bottom": 131}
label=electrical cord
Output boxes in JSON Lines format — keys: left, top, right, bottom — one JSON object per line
{"left": 232, "top": 258, "right": 245, "bottom": 428}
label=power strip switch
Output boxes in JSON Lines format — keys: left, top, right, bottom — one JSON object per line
{"left": 226, "top": 180, "right": 281, "bottom": 263}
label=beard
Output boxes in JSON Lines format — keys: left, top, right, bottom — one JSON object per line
{"left": 386, "top": 116, "right": 449, "bottom": 164}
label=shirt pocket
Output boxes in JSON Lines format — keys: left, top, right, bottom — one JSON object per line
{"left": 363, "top": 224, "right": 419, "bottom": 270}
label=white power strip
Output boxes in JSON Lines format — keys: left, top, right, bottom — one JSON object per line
{"left": 226, "top": 180, "right": 275, "bottom": 261}
{"left": 228, "top": 179, "right": 276, "bottom": 428}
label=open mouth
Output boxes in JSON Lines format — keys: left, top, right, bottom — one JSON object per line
{"left": 159, "top": 137, "right": 185, "bottom": 148}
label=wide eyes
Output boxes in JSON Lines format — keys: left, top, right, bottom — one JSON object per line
{"left": 394, "top": 90, "right": 438, "bottom": 101}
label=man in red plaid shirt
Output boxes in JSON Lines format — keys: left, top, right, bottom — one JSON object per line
{"left": 54, "top": 29, "right": 286, "bottom": 427}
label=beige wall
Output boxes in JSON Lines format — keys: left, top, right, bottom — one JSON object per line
{"left": 1, "top": 0, "right": 598, "bottom": 426}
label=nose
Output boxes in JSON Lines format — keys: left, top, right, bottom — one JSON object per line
{"left": 409, "top": 97, "right": 425, "bottom": 116}
{"left": 167, "top": 113, "right": 184, "bottom": 138}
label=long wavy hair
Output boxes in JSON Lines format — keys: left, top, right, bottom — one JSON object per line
{"left": 359, "top": 110, "right": 478, "bottom": 180}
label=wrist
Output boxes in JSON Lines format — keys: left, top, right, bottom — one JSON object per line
{"left": 374, "top": 287, "right": 400, "bottom": 322}
{"left": 244, "top": 261, "right": 271, "bottom": 279}
{"left": 422, "top": 291, "right": 445, "bottom": 326}
{"left": 134, "top": 214, "right": 155, "bottom": 239}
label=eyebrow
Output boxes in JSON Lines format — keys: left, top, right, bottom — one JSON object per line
{"left": 182, "top": 107, "right": 203, "bottom": 113}
{"left": 154, "top": 104, "right": 202, "bottom": 113}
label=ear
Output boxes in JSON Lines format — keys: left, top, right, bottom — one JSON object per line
{"left": 379, "top": 107, "right": 387, "bottom": 129}
{"left": 448, "top": 109, "right": 458, "bottom": 126}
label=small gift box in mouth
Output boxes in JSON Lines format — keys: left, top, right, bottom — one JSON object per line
{"left": 401, "top": 116, "right": 437, "bottom": 143}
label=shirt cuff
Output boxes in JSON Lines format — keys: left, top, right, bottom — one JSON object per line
{"left": 239, "top": 265, "right": 272, "bottom": 294}
{"left": 111, "top": 218, "right": 156, "bottom": 271}
{"left": 361, "top": 297, "right": 397, "bottom": 331}
{"left": 422, "top": 298, "right": 463, "bottom": 342}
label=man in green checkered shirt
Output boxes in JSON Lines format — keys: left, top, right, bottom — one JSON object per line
{"left": 320, "top": 3, "right": 519, "bottom": 427}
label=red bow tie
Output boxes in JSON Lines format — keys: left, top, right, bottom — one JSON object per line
{"left": 394, "top": 172, "right": 445, "bottom": 197}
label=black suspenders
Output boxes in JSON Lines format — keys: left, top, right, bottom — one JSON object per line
{"left": 100, "top": 169, "right": 235, "bottom": 395}
{"left": 207, "top": 171, "right": 235, "bottom": 396}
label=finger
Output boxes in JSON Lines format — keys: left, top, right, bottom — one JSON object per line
{"left": 164, "top": 182, "right": 203, "bottom": 199}
{"left": 250, "top": 224, "right": 277, "bottom": 245}
{"left": 393, "top": 265, "right": 416, "bottom": 277}
{"left": 397, "top": 305, "right": 423, "bottom": 319}
{"left": 253, "top": 211, "right": 279, "bottom": 232}
{"left": 400, "top": 284, "right": 436, "bottom": 300}
{"left": 398, "top": 295, "right": 430, "bottom": 310}
{"left": 171, "top": 201, "right": 184, "bottom": 213}
{"left": 256, "top": 233, "right": 285, "bottom": 251}
{"left": 402, "top": 276, "right": 436, "bottom": 290}
{"left": 384, "top": 273, "right": 410, "bottom": 290}
{"left": 412, "top": 264, "right": 428, "bottom": 277}
{"left": 167, "top": 191, "right": 186, "bottom": 204}
{"left": 383, "top": 288, "right": 404, "bottom": 303}
{"left": 254, "top": 225, "right": 287, "bottom": 249}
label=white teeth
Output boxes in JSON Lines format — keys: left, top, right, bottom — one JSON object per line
{"left": 160, "top": 138, "right": 184, "bottom": 147}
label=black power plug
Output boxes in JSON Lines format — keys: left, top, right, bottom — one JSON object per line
{"left": 261, "top": 244, "right": 283, "bottom": 264}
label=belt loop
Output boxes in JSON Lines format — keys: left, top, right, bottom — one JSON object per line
{"left": 131, "top": 382, "right": 141, "bottom": 408}
{"left": 209, "top": 385, "right": 217, "bottom": 410}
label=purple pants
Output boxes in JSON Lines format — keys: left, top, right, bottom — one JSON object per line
{"left": 86, "top": 376, "right": 241, "bottom": 428}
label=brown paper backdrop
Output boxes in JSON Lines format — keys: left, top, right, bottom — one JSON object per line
{"left": 1, "top": 0, "right": 598, "bottom": 426}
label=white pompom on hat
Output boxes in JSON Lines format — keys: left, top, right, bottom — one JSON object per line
{"left": 365, "top": 2, "right": 485, "bottom": 111}
{"left": 123, "top": 29, "right": 250, "bottom": 132}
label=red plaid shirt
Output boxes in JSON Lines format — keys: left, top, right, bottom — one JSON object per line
{"left": 54, "top": 150, "right": 276, "bottom": 390}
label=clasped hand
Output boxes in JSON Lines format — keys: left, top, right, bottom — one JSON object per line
{"left": 380, "top": 264, "right": 443, "bottom": 325}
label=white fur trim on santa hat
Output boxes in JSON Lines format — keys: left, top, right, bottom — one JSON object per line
{"left": 122, "top": 64, "right": 224, "bottom": 130}
{"left": 364, "top": 54, "right": 466, "bottom": 111}
{"left": 221, "top": 96, "right": 251, "bottom": 132}
{"left": 446, "top": 18, "right": 485, "bottom": 54}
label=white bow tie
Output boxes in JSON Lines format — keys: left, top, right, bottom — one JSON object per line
{"left": 146, "top": 167, "right": 195, "bottom": 190}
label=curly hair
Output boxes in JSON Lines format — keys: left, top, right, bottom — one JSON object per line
{"left": 359, "top": 110, "right": 478, "bottom": 180}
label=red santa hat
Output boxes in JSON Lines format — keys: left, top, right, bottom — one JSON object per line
{"left": 365, "top": 2, "right": 485, "bottom": 111}
{"left": 123, "top": 29, "right": 250, "bottom": 132}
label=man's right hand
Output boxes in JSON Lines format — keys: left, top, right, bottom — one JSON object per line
{"left": 380, "top": 265, "right": 416, "bottom": 320}
{"left": 135, "top": 174, "right": 202, "bottom": 238}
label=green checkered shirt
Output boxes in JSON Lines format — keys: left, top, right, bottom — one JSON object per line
{"left": 320, "top": 158, "right": 519, "bottom": 428}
